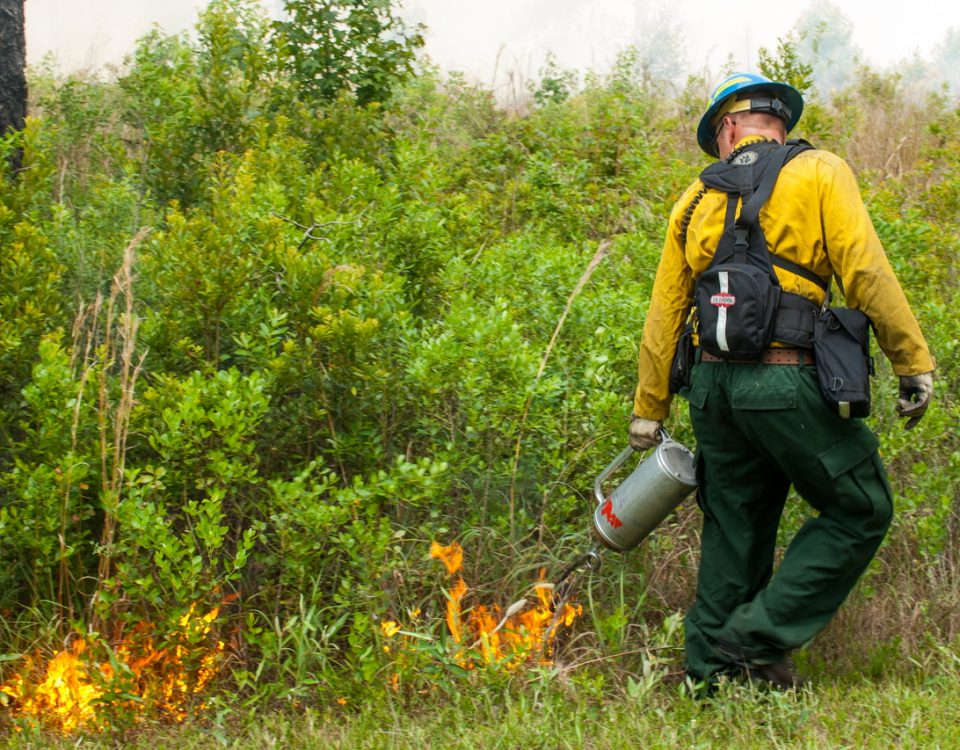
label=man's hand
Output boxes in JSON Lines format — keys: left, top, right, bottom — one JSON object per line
{"left": 629, "top": 416, "right": 663, "bottom": 451}
{"left": 897, "top": 371, "right": 933, "bottom": 430}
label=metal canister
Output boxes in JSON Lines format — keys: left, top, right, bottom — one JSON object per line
{"left": 592, "top": 430, "right": 697, "bottom": 552}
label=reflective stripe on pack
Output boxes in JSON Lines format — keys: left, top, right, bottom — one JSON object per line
{"left": 717, "top": 271, "right": 730, "bottom": 352}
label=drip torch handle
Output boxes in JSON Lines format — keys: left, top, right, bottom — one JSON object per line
{"left": 594, "top": 445, "right": 635, "bottom": 505}
{"left": 594, "top": 431, "right": 672, "bottom": 505}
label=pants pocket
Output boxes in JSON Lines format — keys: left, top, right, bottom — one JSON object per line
{"left": 731, "top": 381, "right": 797, "bottom": 411}
{"left": 817, "top": 430, "right": 892, "bottom": 530}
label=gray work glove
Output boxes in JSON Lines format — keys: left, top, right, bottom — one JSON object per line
{"left": 897, "top": 371, "right": 933, "bottom": 430}
{"left": 628, "top": 416, "right": 663, "bottom": 451}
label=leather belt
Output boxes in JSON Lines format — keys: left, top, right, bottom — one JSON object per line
{"left": 700, "top": 348, "right": 815, "bottom": 365}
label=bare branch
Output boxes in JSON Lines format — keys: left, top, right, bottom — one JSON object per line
{"left": 271, "top": 205, "right": 372, "bottom": 249}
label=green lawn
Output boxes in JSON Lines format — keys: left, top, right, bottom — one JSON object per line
{"left": 4, "top": 666, "right": 960, "bottom": 749}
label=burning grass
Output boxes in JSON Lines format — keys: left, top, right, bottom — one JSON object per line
{"left": 0, "top": 604, "right": 226, "bottom": 733}
{"left": 426, "top": 541, "right": 583, "bottom": 667}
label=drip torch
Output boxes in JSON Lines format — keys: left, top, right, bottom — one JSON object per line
{"left": 591, "top": 429, "right": 697, "bottom": 552}
{"left": 549, "top": 430, "right": 698, "bottom": 612}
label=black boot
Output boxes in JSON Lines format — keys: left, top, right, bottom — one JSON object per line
{"left": 744, "top": 658, "right": 805, "bottom": 690}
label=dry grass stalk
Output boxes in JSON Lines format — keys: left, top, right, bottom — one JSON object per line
{"left": 58, "top": 294, "right": 105, "bottom": 621}
{"left": 82, "top": 228, "right": 151, "bottom": 631}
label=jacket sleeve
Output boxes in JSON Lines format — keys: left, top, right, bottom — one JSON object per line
{"left": 818, "top": 155, "right": 935, "bottom": 376}
{"left": 633, "top": 193, "right": 698, "bottom": 420}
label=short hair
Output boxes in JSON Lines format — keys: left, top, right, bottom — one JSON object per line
{"left": 727, "top": 110, "right": 787, "bottom": 135}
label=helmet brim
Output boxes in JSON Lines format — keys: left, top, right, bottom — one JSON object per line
{"left": 696, "top": 81, "right": 804, "bottom": 157}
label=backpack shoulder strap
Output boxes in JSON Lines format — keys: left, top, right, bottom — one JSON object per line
{"left": 737, "top": 142, "right": 808, "bottom": 228}
{"left": 729, "top": 144, "right": 794, "bottom": 264}
{"left": 734, "top": 142, "right": 828, "bottom": 291}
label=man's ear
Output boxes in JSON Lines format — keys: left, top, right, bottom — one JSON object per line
{"left": 715, "top": 115, "right": 732, "bottom": 154}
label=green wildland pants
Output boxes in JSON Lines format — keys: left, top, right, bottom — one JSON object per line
{"left": 681, "top": 358, "right": 893, "bottom": 681}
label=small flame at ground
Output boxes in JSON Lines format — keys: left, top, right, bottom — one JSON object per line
{"left": 0, "top": 604, "right": 226, "bottom": 733}
{"left": 427, "top": 541, "right": 582, "bottom": 667}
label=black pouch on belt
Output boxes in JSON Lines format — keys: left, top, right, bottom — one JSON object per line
{"left": 669, "top": 321, "right": 695, "bottom": 394}
{"left": 813, "top": 307, "right": 874, "bottom": 418}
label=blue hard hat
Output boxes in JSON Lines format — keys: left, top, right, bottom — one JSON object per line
{"left": 697, "top": 72, "right": 804, "bottom": 157}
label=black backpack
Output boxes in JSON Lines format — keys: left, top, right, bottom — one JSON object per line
{"left": 694, "top": 140, "right": 828, "bottom": 359}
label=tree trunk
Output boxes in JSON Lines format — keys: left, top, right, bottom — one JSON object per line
{"left": 0, "top": 0, "right": 27, "bottom": 173}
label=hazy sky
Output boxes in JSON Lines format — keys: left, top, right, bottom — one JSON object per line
{"left": 23, "top": 0, "right": 960, "bottom": 84}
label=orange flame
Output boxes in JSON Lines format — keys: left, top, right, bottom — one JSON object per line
{"left": 0, "top": 640, "right": 100, "bottom": 733}
{"left": 0, "top": 604, "right": 226, "bottom": 733}
{"left": 429, "top": 542, "right": 582, "bottom": 668}
{"left": 445, "top": 577, "right": 468, "bottom": 644}
{"left": 430, "top": 541, "right": 463, "bottom": 575}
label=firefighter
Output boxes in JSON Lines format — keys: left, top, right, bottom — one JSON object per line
{"left": 629, "top": 72, "right": 935, "bottom": 689}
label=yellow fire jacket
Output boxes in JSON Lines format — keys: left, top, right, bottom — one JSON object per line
{"left": 634, "top": 137, "right": 935, "bottom": 421}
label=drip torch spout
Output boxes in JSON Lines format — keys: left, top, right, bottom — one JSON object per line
{"left": 584, "top": 548, "right": 602, "bottom": 571}
{"left": 550, "top": 547, "right": 603, "bottom": 611}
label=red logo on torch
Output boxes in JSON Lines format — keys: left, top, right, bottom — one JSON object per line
{"left": 601, "top": 498, "right": 623, "bottom": 529}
